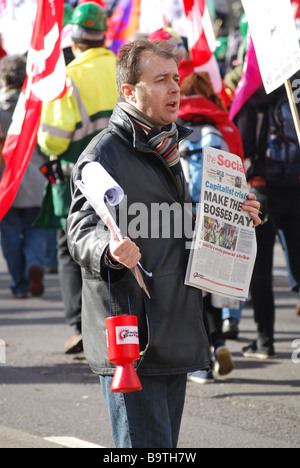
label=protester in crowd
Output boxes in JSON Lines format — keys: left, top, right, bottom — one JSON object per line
{"left": 234, "top": 82, "right": 300, "bottom": 359}
{"left": 278, "top": 229, "right": 299, "bottom": 314}
{"left": 178, "top": 71, "right": 244, "bottom": 382}
{"left": 224, "top": 13, "right": 248, "bottom": 91}
{"left": 37, "top": 2, "right": 118, "bottom": 354}
{"left": 0, "top": 55, "right": 46, "bottom": 299}
{"left": 178, "top": 71, "right": 244, "bottom": 163}
{"left": 61, "top": 2, "right": 75, "bottom": 65}
{"left": 187, "top": 294, "right": 234, "bottom": 384}
{"left": 66, "top": 38, "right": 261, "bottom": 448}
{"left": 214, "top": 36, "right": 228, "bottom": 79}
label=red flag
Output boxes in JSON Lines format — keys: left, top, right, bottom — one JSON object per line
{"left": 78, "top": 0, "right": 105, "bottom": 7}
{"left": 292, "top": 0, "right": 300, "bottom": 18}
{"left": 183, "top": 0, "right": 222, "bottom": 94}
{"left": 0, "top": 0, "right": 66, "bottom": 222}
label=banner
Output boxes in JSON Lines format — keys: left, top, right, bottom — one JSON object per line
{"left": 229, "top": 32, "right": 262, "bottom": 121}
{"left": 242, "top": 0, "right": 300, "bottom": 94}
{"left": 0, "top": 0, "right": 37, "bottom": 55}
{"left": 0, "top": 0, "right": 66, "bottom": 222}
{"left": 182, "top": 0, "right": 222, "bottom": 93}
{"left": 107, "top": 0, "right": 141, "bottom": 54}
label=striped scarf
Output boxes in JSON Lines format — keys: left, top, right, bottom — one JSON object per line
{"left": 118, "top": 102, "right": 181, "bottom": 173}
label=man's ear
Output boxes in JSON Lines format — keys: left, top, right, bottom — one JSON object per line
{"left": 121, "top": 83, "right": 137, "bottom": 103}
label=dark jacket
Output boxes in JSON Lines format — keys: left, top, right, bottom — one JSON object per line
{"left": 234, "top": 84, "right": 287, "bottom": 183}
{"left": 66, "top": 104, "right": 211, "bottom": 376}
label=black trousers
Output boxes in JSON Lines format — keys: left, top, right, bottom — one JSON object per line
{"left": 250, "top": 187, "right": 300, "bottom": 349}
{"left": 57, "top": 229, "right": 82, "bottom": 333}
{"left": 267, "top": 187, "right": 300, "bottom": 292}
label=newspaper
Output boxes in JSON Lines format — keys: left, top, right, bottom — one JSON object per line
{"left": 185, "top": 147, "right": 257, "bottom": 301}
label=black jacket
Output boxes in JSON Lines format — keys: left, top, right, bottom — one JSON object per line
{"left": 234, "top": 84, "right": 289, "bottom": 183}
{"left": 66, "top": 104, "right": 210, "bottom": 375}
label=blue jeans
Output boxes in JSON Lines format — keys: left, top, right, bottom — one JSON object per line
{"left": 222, "top": 303, "right": 242, "bottom": 322}
{"left": 0, "top": 207, "right": 45, "bottom": 295}
{"left": 100, "top": 373, "right": 187, "bottom": 448}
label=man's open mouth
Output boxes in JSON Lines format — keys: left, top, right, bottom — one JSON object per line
{"left": 166, "top": 101, "right": 178, "bottom": 109}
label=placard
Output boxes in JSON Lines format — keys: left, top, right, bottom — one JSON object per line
{"left": 242, "top": 0, "right": 300, "bottom": 94}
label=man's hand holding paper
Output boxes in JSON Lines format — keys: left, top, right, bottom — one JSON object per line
{"left": 107, "top": 217, "right": 141, "bottom": 269}
{"left": 242, "top": 193, "right": 261, "bottom": 227}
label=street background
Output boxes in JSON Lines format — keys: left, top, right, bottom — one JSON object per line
{"left": 0, "top": 240, "right": 299, "bottom": 449}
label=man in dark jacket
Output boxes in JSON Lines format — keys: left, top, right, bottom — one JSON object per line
{"left": 66, "top": 39, "right": 261, "bottom": 448}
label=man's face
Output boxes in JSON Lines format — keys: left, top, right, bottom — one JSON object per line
{"left": 126, "top": 53, "right": 181, "bottom": 130}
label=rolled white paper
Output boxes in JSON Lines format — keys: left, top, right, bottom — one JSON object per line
{"left": 81, "top": 162, "right": 124, "bottom": 207}
{"left": 76, "top": 162, "right": 123, "bottom": 241}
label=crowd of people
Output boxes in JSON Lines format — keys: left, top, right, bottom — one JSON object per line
{"left": 0, "top": 0, "right": 299, "bottom": 449}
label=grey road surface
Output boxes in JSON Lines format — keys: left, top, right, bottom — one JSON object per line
{"left": 0, "top": 241, "right": 299, "bottom": 448}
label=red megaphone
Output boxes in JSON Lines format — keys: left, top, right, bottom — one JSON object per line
{"left": 106, "top": 315, "right": 142, "bottom": 393}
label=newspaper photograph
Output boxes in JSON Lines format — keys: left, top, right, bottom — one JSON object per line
{"left": 185, "top": 146, "right": 257, "bottom": 301}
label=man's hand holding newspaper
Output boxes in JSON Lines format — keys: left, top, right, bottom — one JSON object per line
{"left": 241, "top": 193, "right": 261, "bottom": 227}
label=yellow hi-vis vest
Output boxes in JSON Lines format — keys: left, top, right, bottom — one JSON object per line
{"left": 38, "top": 47, "right": 118, "bottom": 163}
{"left": 37, "top": 47, "right": 118, "bottom": 229}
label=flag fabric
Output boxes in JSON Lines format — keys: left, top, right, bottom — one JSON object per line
{"left": 106, "top": 0, "right": 141, "bottom": 55}
{"left": 292, "top": 0, "right": 300, "bottom": 41}
{"left": 139, "top": 0, "right": 176, "bottom": 34}
{"left": 0, "top": 0, "right": 66, "bottom": 222}
{"left": 292, "top": 0, "right": 300, "bottom": 18}
{"left": 182, "top": 0, "right": 222, "bottom": 94}
{"left": 229, "top": 32, "right": 262, "bottom": 121}
{"left": 0, "top": 0, "right": 38, "bottom": 55}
